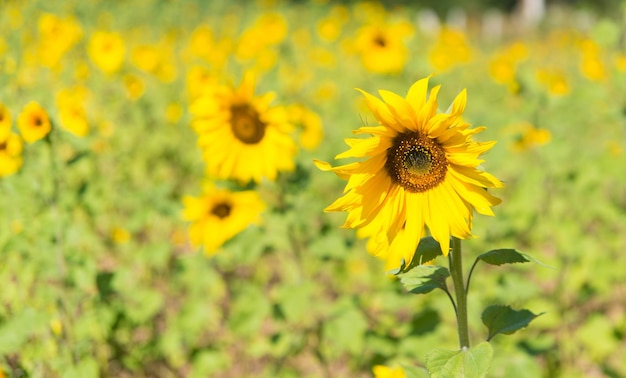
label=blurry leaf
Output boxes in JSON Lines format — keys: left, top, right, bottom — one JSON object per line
{"left": 61, "top": 357, "right": 99, "bottom": 378}
{"left": 397, "top": 265, "right": 450, "bottom": 295}
{"left": 410, "top": 308, "right": 440, "bottom": 336}
{"left": 96, "top": 271, "right": 116, "bottom": 302}
{"left": 190, "top": 350, "right": 231, "bottom": 378}
{"left": 124, "top": 287, "right": 164, "bottom": 323}
{"left": 66, "top": 150, "right": 90, "bottom": 166}
{"left": 575, "top": 314, "right": 619, "bottom": 361}
{"left": 276, "top": 282, "right": 316, "bottom": 325}
{"left": 591, "top": 19, "right": 621, "bottom": 48}
{"left": 482, "top": 305, "right": 543, "bottom": 341}
{"left": 477, "top": 249, "right": 530, "bottom": 266}
{"left": 403, "top": 364, "right": 430, "bottom": 378}
{"left": 228, "top": 284, "right": 271, "bottom": 336}
{"left": 426, "top": 342, "right": 493, "bottom": 378}
{"left": 396, "top": 236, "right": 444, "bottom": 274}
{"left": 322, "top": 299, "right": 368, "bottom": 356}
{"left": 0, "top": 308, "right": 48, "bottom": 354}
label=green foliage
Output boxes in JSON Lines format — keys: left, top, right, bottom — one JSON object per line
{"left": 396, "top": 236, "right": 444, "bottom": 274}
{"left": 476, "top": 249, "right": 531, "bottom": 266}
{"left": 425, "top": 342, "right": 493, "bottom": 378}
{"left": 481, "top": 305, "right": 543, "bottom": 341}
{"left": 397, "top": 265, "right": 450, "bottom": 295}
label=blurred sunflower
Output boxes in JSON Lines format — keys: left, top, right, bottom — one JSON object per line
{"left": 18, "top": 101, "right": 52, "bottom": 143}
{"left": 56, "top": 86, "right": 89, "bottom": 137}
{"left": 316, "top": 77, "right": 502, "bottom": 267}
{"left": 88, "top": 31, "right": 125, "bottom": 74}
{"left": 182, "top": 185, "right": 265, "bottom": 256}
{"left": 0, "top": 132, "right": 23, "bottom": 177}
{"left": 354, "top": 21, "right": 413, "bottom": 74}
{"left": 190, "top": 72, "right": 297, "bottom": 183}
{"left": 373, "top": 365, "right": 406, "bottom": 378}
{"left": 0, "top": 104, "right": 12, "bottom": 140}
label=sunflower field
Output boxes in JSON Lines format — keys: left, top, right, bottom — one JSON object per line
{"left": 1, "top": 0, "right": 626, "bottom": 377}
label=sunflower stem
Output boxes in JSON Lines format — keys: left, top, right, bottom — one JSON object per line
{"left": 449, "top": 237, "right": 470, "bottom": 349}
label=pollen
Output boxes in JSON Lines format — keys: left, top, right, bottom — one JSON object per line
{"left": 385, "top": 131, "right": 448, "bottom": 193}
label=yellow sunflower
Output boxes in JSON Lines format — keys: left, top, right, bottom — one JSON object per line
{"left": 0, "top": 104, "right": 12, "bottom": 141}
{"left": 373, "top": 365, "right": 406, "bottom": 378}
{"left": 182, "top": 185, "right": 265, "bottom": 256}
{"left": 88, "top": 31, "right": 125, "bottom": 74}
{"left": 0, "top": 132, "right": 23, "bottom": 177}
{"left": 316, "top": 77, "right": 503, "bottom": 269}
{"left": 190, "top": 72, "right": 297, "bottom": 183}
{"left": 17, "top": 101, "right": 52, "bottom": 144}
{"left": 354, "top": 22, "right": 413, "bottom": 74}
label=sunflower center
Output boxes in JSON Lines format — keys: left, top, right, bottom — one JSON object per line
{"left": 374, "top": 34, "right": 387, "bottom": 47}
{"left": 385, "top": 132, "right": 448, "bottom": 193}
{"left": 0, "top": 142, "right": 6, "bottom": 151}
{"left": 230, "top": 103, "right": 266, "bottom": 144}
{"left": 211, "top": 202, "right": 232, "bottom": 219}
{"left": 33, "top": 116, "right": 42, "bottom": 127}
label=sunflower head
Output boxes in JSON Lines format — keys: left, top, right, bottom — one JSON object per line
{"left": 317, "top": 76, "right": 503, "bottom": 270}
{"left": 192, "top": 71, "right": 297, "bottom": 184}
{"left": 17, "top": 101, "right": 52, "bottom": 144}
{"left": 182, "top": 185, "right": 265, "bottom": 256}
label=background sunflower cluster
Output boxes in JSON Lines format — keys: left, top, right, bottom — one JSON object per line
{"left": 1, "top": 0, "right": 626, "bottom": 377}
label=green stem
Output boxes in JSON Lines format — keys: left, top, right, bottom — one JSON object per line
{"left": 449, "top": 237, "right": 470, "bottom": 349}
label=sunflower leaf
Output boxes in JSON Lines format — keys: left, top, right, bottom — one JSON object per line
{"left": 477, "top": 249, "right": 530, "bottom": 266}
{"left": 397, "top": 265, "right": 450, "bottom": 295}
{"left": 425, "top": 341, "right": 493, "bottom": 378}
{"left": 398, "top": 236, "right": 444, "bottom": 273}
{"left": 482, "top": 305, "right": 543, "bottom": 341}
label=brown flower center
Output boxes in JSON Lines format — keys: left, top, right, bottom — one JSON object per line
{"left": 385, "top": 132, "right": 448, "bottom": 193}
{"left": 211, "top": 202, "right": 232, "bottom": 219}
{"left": 373, "top": 34, "right": 387, "bottom": 48}
{"left": 33, "top": 115, "right": 42, "bottom": 127}
{"left": 230, "top": 103, "right": 266, "bottom": 144}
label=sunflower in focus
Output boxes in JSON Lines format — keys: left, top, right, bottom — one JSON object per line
{"left": 18, "top": 101, "right": 52, "bottom": 144}
{"left": 190, "top": 72, "right": 297, "bottom": 184}
{"left": 182, "top": 185, "right": 265, "bottom": 256}
{"left": 316, "top": 77, "right": 502, "bottom": 269}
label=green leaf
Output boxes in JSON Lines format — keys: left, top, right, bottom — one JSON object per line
{"left": 394, "top": 236, "right": 444, "bottom": 274}
{"left": 482, "top": 305, "right": 543, "bottom": 341}
{"left": 477, "top": 249, "right": 530, "bottom": 266}
{"left": 397, "top": 265, "right": 450, "bottom": 295}
{"left": 61, "top": 357, "right": 99, "bottom": 378}
{"left": 426, "top": 342, "right": 493, "bottom": 378}
{"left": 403, "top": 364, "right": 429, "bottom": 378}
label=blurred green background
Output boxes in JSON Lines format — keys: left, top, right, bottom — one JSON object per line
{"left": 1, "top": 0, "right": 626, "bottom": 377}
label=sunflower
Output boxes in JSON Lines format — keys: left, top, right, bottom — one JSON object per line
{"left": 354, "top": 22, "right": 413, "bottom": 74}
{"left": 88, "top": 31, "right": 125, "bottom": 74}
{"left": 190, "top": 72, "right": 297, "bottom": 184}
{"left": 0, "top": 132, "right": 23, "bottom": 177}
{"left": 0, "top": 104, "right": 12, "bottom": 141}
{"left": 315, "top": 77, "right": 503, "bottom": 269}
{"left": 182, "top": 185, "right": 265, "bottom": 256}
{"left": 17, "top": 101, "right": 52, "bottom": 144}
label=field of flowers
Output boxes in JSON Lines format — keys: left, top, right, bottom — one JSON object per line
{"left": 1, "top": 0, "right": 626, "bottom": 377}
